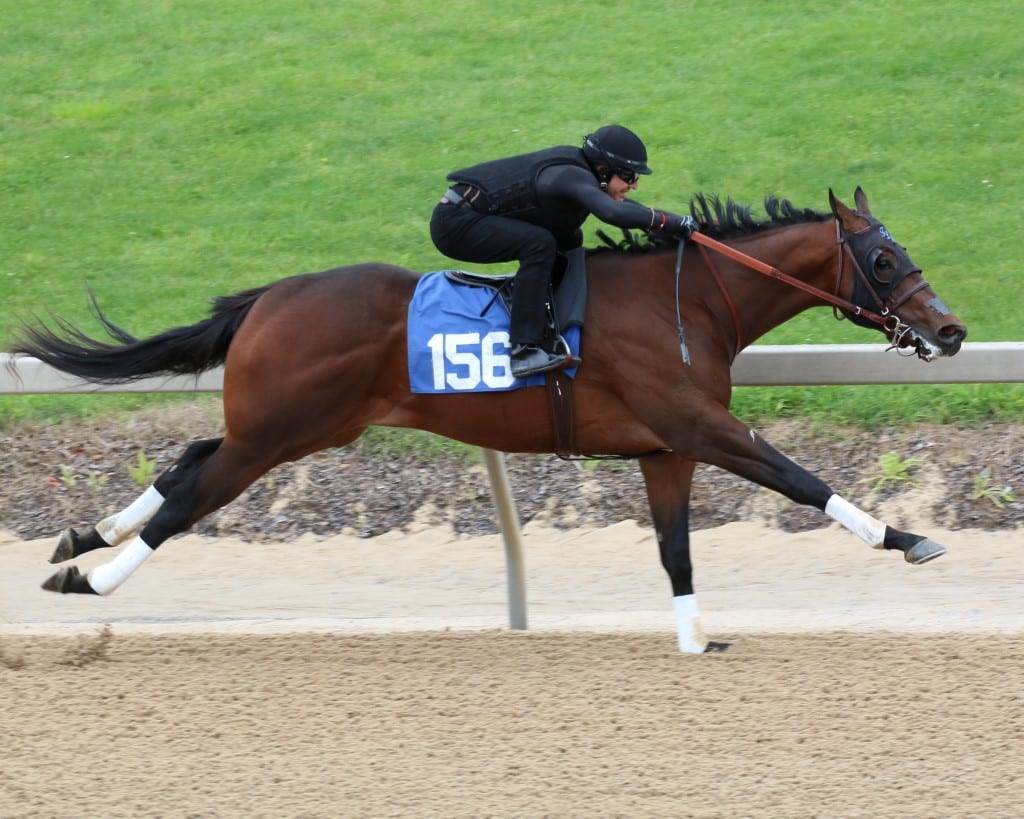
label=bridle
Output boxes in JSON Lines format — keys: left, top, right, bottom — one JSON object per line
{"left": 673, "top": 217, "right": 929, "bottom": 362}
{"left": 832, "top": 220, "right": 930, "bottom": 344}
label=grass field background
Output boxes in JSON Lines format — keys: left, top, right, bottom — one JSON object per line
{"left": 2, "top": 0, "right": 1021, "bottom": 426}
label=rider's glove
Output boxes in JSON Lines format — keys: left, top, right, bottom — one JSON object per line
{"left": 668, "top": 214, "right": 699, "bottom": 239}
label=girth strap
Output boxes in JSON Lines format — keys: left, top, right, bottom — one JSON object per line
{"left": 545, "top": 370, "right": 576, "bottom": 458}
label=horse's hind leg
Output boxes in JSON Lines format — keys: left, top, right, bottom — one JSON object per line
{"left": 49, "top": 438, "right": 224, "bottom": 564}
{"left": 42, "top": 433, "right": 322, "bottom": 595}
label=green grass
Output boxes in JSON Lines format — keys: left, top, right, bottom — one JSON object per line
{"left": 2, "top": 0, "right": 1022, "bottom": 427}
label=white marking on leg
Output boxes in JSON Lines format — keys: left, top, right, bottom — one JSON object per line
{"left": 673, "top": 594, "right": 708, "bottom": 654}
{"left": 825, "top": 494, "right": 886, "bottom": 549}
{"left": 87, "top": 535, "right": 155, "bottom": 595}
{"left": 95, "top": 486, "right": 164, "bottom": 546}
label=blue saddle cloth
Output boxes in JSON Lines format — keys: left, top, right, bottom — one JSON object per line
{"left": 407, "top": 271, "right": 580, "bottom": 394}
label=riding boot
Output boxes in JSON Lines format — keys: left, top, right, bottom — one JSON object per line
{"left": 508, "top": 264, "right": 552, "bottom": 345}
{"left": 508, "top": 265, "right": 568, "bottom": 378}
{"left": 510, "top": 343, "right": 568, "bottom": 378}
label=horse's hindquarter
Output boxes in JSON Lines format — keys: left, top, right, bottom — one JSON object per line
{"left": 222, "top": 264, "right": 419, "bottom": 446}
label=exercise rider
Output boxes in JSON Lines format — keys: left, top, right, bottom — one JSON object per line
{"left": 430, "top": 124, "right": 698, "bottom": 378}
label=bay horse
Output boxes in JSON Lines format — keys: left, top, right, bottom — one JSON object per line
{"left": 9, "top": 188, "right": 967, "bottom": 653}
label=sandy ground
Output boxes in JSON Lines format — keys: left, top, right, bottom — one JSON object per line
{"left": 2, "top": 520, "right": 1023, "bottom": 817}
{"left": 3, "top": 518, "right": 1023, "bottom": 637}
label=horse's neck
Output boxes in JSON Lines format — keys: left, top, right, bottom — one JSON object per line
{"left": 711, "top": 220, "right": 839, "bottom": 348}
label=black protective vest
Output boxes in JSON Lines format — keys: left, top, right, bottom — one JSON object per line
{"left": 447, "top": 146, "right": 593, "bottom": 219}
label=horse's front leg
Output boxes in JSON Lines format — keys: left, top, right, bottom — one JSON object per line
{"left": 48, "top": 438, "right": 223, "bottom": 564}
{"left": 688, "top": 414, "right": 945, "bottom": 564}
{"left": 639, "top": 452, "right": 729, "bottom": 654}
{"left": 822, "top": 495, "right": 945, "bottom": 564}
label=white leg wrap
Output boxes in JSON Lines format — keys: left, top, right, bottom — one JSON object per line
{"left": 88, "top": 536, "right": 155, "bottom": 595}
{"left": 95, "top": 486, "right": 164, "bottom": 546}
{"left": 673, "top": 594, "right": 708, "bottom": 654}
{"left": 825, "top": 494, "right": 886, "bottom": 549}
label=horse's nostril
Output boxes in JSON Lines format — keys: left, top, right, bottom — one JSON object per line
{"left": 939, "top": 325, "right": 966, "bottom": 352}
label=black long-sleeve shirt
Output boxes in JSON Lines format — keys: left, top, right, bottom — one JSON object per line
{"left": 447, "top": 145, "right": 678, "bottom": 249}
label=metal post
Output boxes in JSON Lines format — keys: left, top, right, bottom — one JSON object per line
{"left": 482, "top": 448, "right": 528, "bottom": 630}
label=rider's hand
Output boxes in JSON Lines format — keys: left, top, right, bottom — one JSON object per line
{"left": 669, "top": 214, "right": 698, "bottom": 239}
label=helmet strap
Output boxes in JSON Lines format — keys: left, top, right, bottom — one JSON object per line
{"left": 592, "top": 161, "right": 612, "bottom": 189}
{"left": 582, "top": 138, "right": 614, "bottom": 189}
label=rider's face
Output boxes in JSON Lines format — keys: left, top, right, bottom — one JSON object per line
{"left": 606, "top": 173, "right": 637, "bottom": 201}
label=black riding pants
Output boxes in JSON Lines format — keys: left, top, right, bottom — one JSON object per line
{"left": 430, "top": 201, "right": 557, "bottom": 346}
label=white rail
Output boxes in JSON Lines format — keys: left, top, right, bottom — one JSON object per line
{"left": 3, "top": 342, "right": 1022, "bottom": 631}
{"left": 4, "top": 343, "right": 1023, "bottom": 394}
{"left": 729, "top": 342, "right": 1024, "bottom": 385}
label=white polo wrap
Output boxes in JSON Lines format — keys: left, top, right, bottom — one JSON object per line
{"left": 96, "top": 485, "right": 165, "bottom": 546}
{"left": 88, "top": 536, "right": 155, "bottom": 595}
{"left": 825, "top": 494, "right": 886, "bottom": 549}
{"left": 673, "top": 594, "right": 708, "bottom": 654}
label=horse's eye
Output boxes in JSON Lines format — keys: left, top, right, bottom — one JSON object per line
{"left": 872, "top": 252, "right": 896, "bottom": 284}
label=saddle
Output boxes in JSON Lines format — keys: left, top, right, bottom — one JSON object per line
{"left": 443, "top": 246, "right": 587, "bottom": 345}
{"left": 443, "top": 247, "right": 587, "bottom": 457}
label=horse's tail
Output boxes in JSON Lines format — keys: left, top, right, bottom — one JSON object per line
{"left": 9, "top": 285, "right": 272, "bottom": 384}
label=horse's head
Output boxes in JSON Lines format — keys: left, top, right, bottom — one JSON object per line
{"left": 829, "top": 187, "right": 967, "bottom": 360}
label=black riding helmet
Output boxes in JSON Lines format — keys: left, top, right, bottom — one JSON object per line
{"left": 582, "top": 124, "right": 653, "bottom": 182}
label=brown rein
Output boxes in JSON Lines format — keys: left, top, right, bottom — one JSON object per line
{"left": 686, "top": 221, "right": 918, "bottom": 350}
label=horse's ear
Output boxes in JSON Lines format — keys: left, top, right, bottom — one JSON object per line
{"left": 853, "top": 186, "right": 872, "bottom": 216}
{"left": 829, "top": 188, "right": 870, "bottom": 231}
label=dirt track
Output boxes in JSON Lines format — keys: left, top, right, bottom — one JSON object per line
{"left": 3, "top": 521, "right": 1023, "bottom": 817}
{"left": 3, "top": 630, "right": 1023, "bottom": 818}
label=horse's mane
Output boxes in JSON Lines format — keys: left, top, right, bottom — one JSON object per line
{"left": 590, "top": 193, "right": 832, "bottom": 254}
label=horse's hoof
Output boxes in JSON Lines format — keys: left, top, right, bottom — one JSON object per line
{"left": 50, "top": 528, "right": 79, "bottom": 564}
{"left": 704, "top": 641, "right": 731, "bottom": 653}
{"left": 41, "top": 566, "right": 74, "bottom": 593}
{"left": 41, "top": 566, "right": 98, "bottom": 595}
{"left": 905, "top": 538, "right": 946, "bottom": 565}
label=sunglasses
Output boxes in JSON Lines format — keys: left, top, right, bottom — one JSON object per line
{"left": 615, "top": 168, "right": 638, "bottom": 185}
